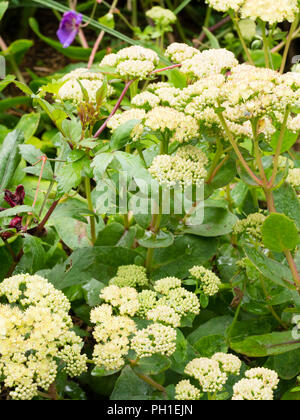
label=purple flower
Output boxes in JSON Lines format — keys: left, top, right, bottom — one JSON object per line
{"left": 57, "top": 11, "right": 83, "bottom": 48}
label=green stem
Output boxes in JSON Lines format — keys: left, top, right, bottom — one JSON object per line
{"left": 268, "top": 107, "right": 290, "bottom": 187}
{"left": 226, "top": 184, "right": 233, "bottom": 211}
{"left": 227, "top": 300, "right": 242, "bottom": 341}
{"left": 38, "top": 180, "right": 55, "bottom": 218}
{"left": 9, "top": 57, "right": 26, "bottom": 84}
{"left": 85, "top": 177, "right": 96, "bottom": 245}
{"left": 280, "top": 17, "right": 299, "bottom": 74}
{"left": 217, "top": 112, "right": 262, "bottom": 185}
{"left": 259, "top": 275, "right": 288, "bottom": 329}
{"left": 135, "top": 372, "right": 166, "bottom": 393}
{"left": 116, "top": 9, "right": 136, "bottom": 31}
{"left": 131, "top": 0, "right": 138, "bottom": 27}
{"left": 285, "top": 250, "right": 300, "bottom": 290}
{"left": 206, "top": 139, "right": 223, "bottom": 183}
{"left": 261, "top": 21, "right": 270, "bottom": 68}
{"left": 252, "top": 120, "right": 268, "bottom": 185}
{"left": 230, "top": 12, "right": 254, "bottom": 65}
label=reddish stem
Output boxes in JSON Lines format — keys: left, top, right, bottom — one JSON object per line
{"left": 88, "top": 30, "right": 105, "bottom": 69}
{"left": 93, "top": 79, "right": 135, "bottom": 138}
{"left": 151, "top": 63, "right": 182, "bottom": 74}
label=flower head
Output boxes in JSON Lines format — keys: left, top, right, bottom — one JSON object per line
{"left": 233, "top": 212, "right": 266, "bottom": 241}
{"left": 99, "top": 46, "right": 159, "bottom": 80}
{"left": 181, "top": 49, "right": 238, "bottom": 79}
{"left": 131, "top": 323, "right": 177, "bottom": 358}
{"left": 149, "top": 146, "right": 207, "bottom": 188}
{"left": 57, "top": 11, "right": 82, "bottom": 48}
{"left": 232, "top": 378, "right": 274, "bottom": 400}
{"left": 245, "top": 368, "right": 279, "bottom": 389}
{"left": 100, "top": 285, "right": 139, "bottom": 316}
{"left": 166, "top": 42, "right": 200, "bottom": 63}
{"left": 146, "top": 6, "right": 177, "bottom": 27}
{"left": 147, "top": 305, "right": 181, "bottom": 327}
{"left": 206, "top": 0, "right": 244, "bottom": 12}
{"left": 57, "top": 68, "right": 113, "bottom": 104}
{"left": 287, "top": 168, "right": 300, "bottom": 190}
{"left": 185, "top": 358, "right": 228, "bottom": 393}
{"left": 240, "top": 0, "right": 298, "bottom": 24}
{"left": 175, "top": 380, "right": 201, "bottom": 400}
{"left": 0, "top": 274, "right": 87, "bottom": 400}
{"left": 90, "top": 303, "right": 137, "bottom": 371}
{"left": 154, "top": 277, "right": 182, "bottom": 295}
{"left": 189, "top": 266, "right": 221, "bottom": 296}
{"left": 110, "top": 265, "right": 149, "bottom": 288}
{"left": 212, "top": 353, "right": 242, "bottom": 375}
{"left": 159, "top": 287, "right": 200, "bottom": 316}
{"left": 137, "top": 290, "right": 158, "bottom": 317}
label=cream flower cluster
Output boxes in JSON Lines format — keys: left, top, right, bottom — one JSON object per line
{"left": 245, "top": 367, "right": 279, "bottom": 389}
{"left": 212, "top": 353, "right": 242, "bottom": 376}
{"left": 232, "top": 378, "right": 274, "bottom": 400}
{"left": 154, "top": 277, "right": 182, "bottom": 295}
{"left": 100, "top": 285, "right": 139, "bottom": 316}
{"left": 240, "top": 0, "right": 298, "bottom": 24}
{"left": 166, "top": 43, "right": 200, "bottom": 63}
{"left": 159, "top": 287, "right": 201, "bottom": 316}
{"left": 233, "top": 212, "right": 266, "bottom": 241}
{"left": 100, "top": 46, "right": 159, "bottom": 80}
{"left": 287, "top": 168, "right": 300, "bottom": 189}
{"left": 149, "top": 146, "right": 207, "bottom": 188}
{"left": 222, "top": 65, "right": 288, "bottom": 120}
{"left": 131, "top": 91, "right": 161, "bottom": 109}
{"left": 91, "top": 304, "right": 136, "bottom": 371}
{"left": 206, "top": 0, "right": 298, "bottom": 24}
{"left": 146, "top": 6, "right": 177, "bottom": 26}
{"left": 130, "top": 323, "right": 177, "bottom": 358}
{"left": 205, "top": 0, "right": 244, "bottom": 12}
{"left": 109, "top": 265, "right": 149, "bottom": 288}
{"left": 185, "top": 358, "right": 228, "bottom": 393}
{"left": 132, "top": 87, "right": 181, "bottom": 110}
{"left": 57, "top": 68, "right": 113, "bottom": 104}
{"left": 106, "top": 44, "right": 300, "bottom": 144}
{"left": 137, "top": 290, "right": 158, "bottom": 317}
{"left": 0, "top": 274, "right": 87, "bottom": 400}
{"left": 175, "top": 380, "right": 202, "bottom": 400}
{"left": 232, "top": 367, "right": 279, "bottom": 400}
{"left": 147, "top": 305, "right": 181, "bottom": 327}
{"left": 288, "top": 114, "right": 300, "bottom": 133}
{"left": 138, "top": 276, "right": 201, "bottom": 324}
{"left": 180, "top": 49, "right": 238, "bottom": 79}
{"left": 166, "top": 43, "right": 238, "bottom": 79}
{"left": 185, "top": 353, "right": 242, "bottom": 394}
{"left": 171, "top": 62, "right": 299, "bottom": 141}
{"left": 144, "top": 106, "right": 199, "bottom": 143}
{"left": 189, "top": 266, "right": 222, "bottom": 296}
